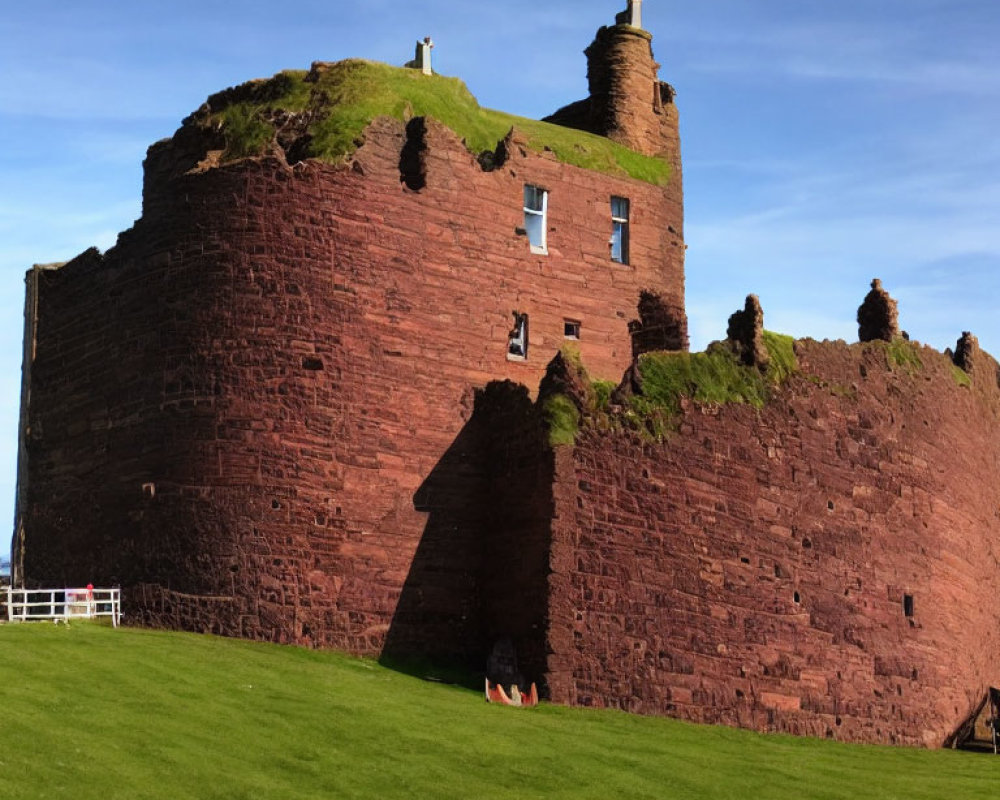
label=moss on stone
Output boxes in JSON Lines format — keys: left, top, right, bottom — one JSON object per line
{"left": 542, "top": 393, "right": 581, "bottom": 446}
{"left": 628, "top": 332, "right": 798, "bottom": 422}
{"left": 559, "top": 342, "right": 584, "bottom": 369}
{"left": 763, "top": 331, "right": 797, "bottom": 383}
{"left": 884, "top": 339, "right": 923, "bottom": 374}
{"left": 951, "top": 364, "right": 972, "bottom": 388}
{"left": 542, "top": 333, "right": 798, "bottom": 446}
{"left": 195, "top": 60, "right": 671, "bottom": 185}
{"left": 592, "top": 380, "right": 617, "bottom": 412}
{"left": 217, "top": 103, "right": 277, "bottom": 160}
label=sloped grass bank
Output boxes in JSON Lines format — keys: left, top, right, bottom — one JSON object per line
{"left": 0, "top": 623, "right": 996, "bottom": 799}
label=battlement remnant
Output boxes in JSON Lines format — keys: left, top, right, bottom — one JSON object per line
{"left": 953, "top": 331, "right": 981, "bottom": 375}
{"left": 629, "top": 290, "right": 688, "bottom": 357}
{"left": 727, "top": 294, "right": 769, "bottom": 370}
{"left": 857, "top": 278, "right": 900, "bottom": 343}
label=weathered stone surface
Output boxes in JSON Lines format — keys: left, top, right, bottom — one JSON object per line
{"left": 726, "top": 294, "right": 769, "bottom": 369}
{"left": 545, "top": 339, "right": 1000, "bottom": 747}
{"left": 545, "top": 20, "right": 682, "bottom": 169}
{"left": 858, "top": 279, "right": 900, "bottom": 342}
{"left": 538, "top": 349, "right": 595, "bottom": 414}
{"left": 19, "top": 98, "right": 683, "bottom": 662}
{"left": 20, "top": 9, "right": 1000, "bottom": 752}
{"left": 629, "top": 289, "right": 688, "bottom": 356}
{"left": 953, "top": 332, "right": 980, "bottom": 376}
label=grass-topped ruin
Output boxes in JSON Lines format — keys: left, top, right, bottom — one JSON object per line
{"left": 177, "top": 60, "right": 672, "bottom": 185}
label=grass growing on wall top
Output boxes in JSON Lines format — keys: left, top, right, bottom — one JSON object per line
{"left": 541, "top": 393, "right": 581, "bottom": 446}
{"left": 630, "top": 331, "right": 797, "bottom": 420}
{"left": 885, "top": 338, "right": 923, "bottom": 373}
{"left": 216, "top": 103, "right": 275, "bottom": 160}
{"left": 0, "top": 623, "right": 998, "bottom": 799}
{"left": 208, "top": 60, "right": 672, "bottom": 185}
{"left": 951, "top": 364, "right": 972, "bottom": 388}
{"left": 592, "top": 379, "right": 617, "bottom": 411}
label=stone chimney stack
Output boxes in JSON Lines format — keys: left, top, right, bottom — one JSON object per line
{"left": 617, "top": 0, "right": 643, "bottom": 28}
{"left": 584, "top": 2, "right": 674, "bottom": 157}
{"left": 405, "top": 37, "right": 434, "bottom": 76}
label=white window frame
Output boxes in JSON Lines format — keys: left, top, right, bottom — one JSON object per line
{"left": 564, "top": 319, "right": 581, "bottom": 340}
{"left": 610, "top": 196, "right": 630, "bottom": 265}
{"left": 507, "top": 312, "right": 528, "bottom": 361}
{"left": 524, "top": 185, "right": 548, "bottom": 255}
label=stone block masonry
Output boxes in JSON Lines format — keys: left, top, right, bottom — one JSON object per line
{"left": 21, "top": 7, "right": 1000, "bottom": 750}
{"left": 19, "top": 101, "right": 683, "bottom": 663}
{"left": 544, "top": 338, "right": 1000, "bottom": 747}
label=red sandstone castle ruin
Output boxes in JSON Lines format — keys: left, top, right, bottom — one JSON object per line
{"left": 14, "top": 4, "right": 1000, "bottom": 748}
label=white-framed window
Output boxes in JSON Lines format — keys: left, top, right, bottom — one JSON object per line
{"left": 610, "top": 196, "right": 630, "bottom": 264}
{"left": 564, "top": 319, "right": 581, "bottom": 340}
{"left": 508, "top": 312, "right": 529, "bottom": 360}
{"left": 524, "top": 185, "right": 548, "bottom": 254}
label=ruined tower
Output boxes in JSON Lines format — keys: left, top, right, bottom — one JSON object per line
{"left": 546, "top": 1, "right": 682, "bottom": 162}
{"left": 545, "top": 1, "right": 686, "bottom": 342}
{"left": 15, "top": 5, "right": 685, "bottom": 672}
{"left": 15, "top": 4, "right": 1000, "bottom": 751}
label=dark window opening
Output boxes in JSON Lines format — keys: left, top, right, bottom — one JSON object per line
{"left": 610, "top": 196, "right": 630, "bottom": 264}
{"left": 564, "top": 319, "right": 581, "bottom": 340}
{"left": 399, "top": 117, "right": 428, "bottom": 191}
{"left": 793, "top": 591, "right": 801, "bottom": 604}
{"left": 508, "top": 312, "right": 529, "bottom": 360}
{"left": 903, "top": 594, "right": 914, "bottom": 618}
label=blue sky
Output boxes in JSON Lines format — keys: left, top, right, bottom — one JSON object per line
{"left": 1, "top": 0, "right": 999, "bottom": 545}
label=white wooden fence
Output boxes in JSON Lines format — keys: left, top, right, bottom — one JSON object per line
{"left": 4, "top": 587, "right": 121, "bottom": 627}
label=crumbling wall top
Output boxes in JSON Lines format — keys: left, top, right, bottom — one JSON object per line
{"left": 727, "top": 294, "right": 770, "bottom": 371}
{"left": 857, "top": 278, "right": 900, "bottom": 343}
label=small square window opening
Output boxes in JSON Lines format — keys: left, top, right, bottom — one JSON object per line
{"left": 610, "top": 196, "right": 630, "bottom": 264}
{"left": 564, "top": 320, "right": 581, "bottom": 340}
{"left": 524, "top": 185, "right": 548, "bottom": 254}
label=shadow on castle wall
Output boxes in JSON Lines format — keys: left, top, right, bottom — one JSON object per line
{"left": 380, "top": 381, "right": 554, "bottom": 690}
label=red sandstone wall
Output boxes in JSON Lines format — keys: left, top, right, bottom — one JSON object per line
{"left": 21, "top": 115, "right": 683, "bottom": 660}
{"left": 544, "top": 340, "right": 1000, "bottom": 747}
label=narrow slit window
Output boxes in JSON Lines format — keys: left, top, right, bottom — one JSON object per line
{"left": 508, "top": 312, "right": 529, "bottom": 360}
{"left": 903, "top": 594, "right": 914, "bottom": 618}
{"left": 524, "top": 185, "right": 548, "bottom": 254}
{"left": 610, "top": 196, "right": 630, "bottom": 264}
{"left": 564, "top": 319, "right": 581, "bottom": 340}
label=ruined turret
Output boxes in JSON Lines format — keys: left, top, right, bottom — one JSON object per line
{"left": 545, "top": 1, "right": 681, "bottom": 160}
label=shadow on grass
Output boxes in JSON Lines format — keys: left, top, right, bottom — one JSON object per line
{"left": 377, "top": 653, "right": 483, "bottom": 693}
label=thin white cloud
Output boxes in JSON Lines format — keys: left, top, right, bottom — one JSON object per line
{"left": 676, "top": 15, "right": 1000, "bottom": 96}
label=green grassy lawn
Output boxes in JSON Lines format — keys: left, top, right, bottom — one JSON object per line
{"left": 0, "top": 623, "right": 997, "bottom": 799}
